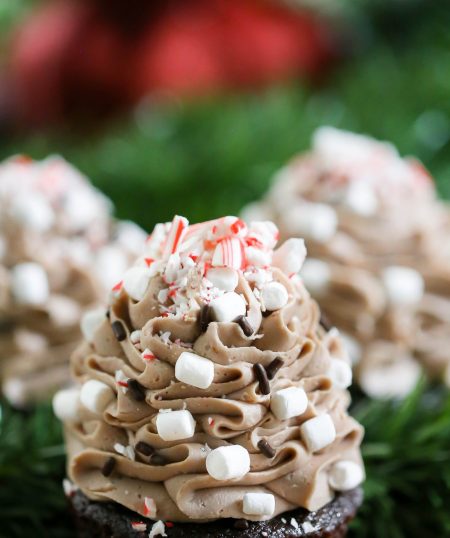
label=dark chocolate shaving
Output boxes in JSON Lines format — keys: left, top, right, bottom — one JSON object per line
{"left": 234, "top": 315, "right": 253, "bottom": 337}
{"left": 111, "top": 321, "right": 126, "bottom": 342}
{"left": 135, "top": 441, "right": 155, "bottom": 457}
{"left": 257, "top": 439, "right": 276, "bottom": 458}
{"left": 199, "top": 305, "right": 211, "bottom": 333}
{"left": 233, "top": 519, "right": 249, "bottom": 530}
{"left": 151, "top": 454, "right": 167, "bottom": 466}
{"left": 253, "top": 363, "right": 270, "bottom": 395}
{"left": 101, "top": 457, "right": 116, "bottom": 477}
{"left": 265, "top": 357, "right": 284, "bottom": 380}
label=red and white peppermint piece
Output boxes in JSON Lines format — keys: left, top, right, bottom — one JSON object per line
{"left": 212, "top": 237, "right": 245, "bottom": 270}
{"left": 163, "top": 215, "right": 189, "bottom": 258}
{"left": 131, "top": 521, "right": 147, "bottom": 532}
{"left": 143, "top": 497, "right": 157, "bottom": 518}
{"left": 142, "top": 348, "right": 156, "bottom": 361}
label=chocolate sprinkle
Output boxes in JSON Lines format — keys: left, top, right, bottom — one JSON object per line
{"left": 234, "top": 315, "right": 253, "bottom": 337}
{"left": 233, "top": 519, "right": 249, "bottom": 530}
{"left": 265, "top": 357, "right": 284, "bottom": 380}
{"left": 111, "top": 321, "right": 126, "bottom": 342}
{"left": 199, "top": 305, "right": 211, "bottom": 332}
{"left": 258, "top": 439, "right": 276, "bottom": 458}
{"left": 319, "top": 313, "right": 333, "bottom": 332}
{"left": 151, "top": 454, "right": 167, "bottom": 466}
{"left": 135, "top": 441, "right": 155, "bottom": 457}
{"left": 101, "top": 457, "right": 116, "bottom": 477}
{"left": 105, "top": 309, "right": 111, "bottom": 320}
{"left": 127, "top": 379, "right": 146, "bottom": 402}
{"left": 253, "top": 363, "right": 270, "bottom": 395}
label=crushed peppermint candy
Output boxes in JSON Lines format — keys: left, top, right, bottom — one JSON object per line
{"left": 148, "top": 520, "right": 167, "bottom": 538}
{"left": 142, "top": 348, "right": 157, "bottom": 361}
{"left": 131, "top": 521, "right": 147, "bottom": 532}
{"left": 114, "top": 443, "right": 135, "bottom": 461}
{"left": 62, "top": 478, "right": 78, "bottom": 497}
{"left": 130, "top": 330, "right": 142, "bottom": 344}
{"left": 143, "top": 497, "right": 157, "bottom": 518}
{"left": 107, "top": 215, "right": 309, "bottom": 325}
{"left": 290, "top": 517, "right": 299, "bottom": 529}
{"left": 159, "top": 331, "right": 171, "bottom": 345}
{"left": 115, "top": 370, "right": 129, "bottom": 393}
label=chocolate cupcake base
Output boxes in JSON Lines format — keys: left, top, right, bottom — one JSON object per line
{"left": 69, "top": 488, "right": 363, "bottom": 538}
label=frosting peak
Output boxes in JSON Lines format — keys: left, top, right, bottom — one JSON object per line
{"left": 57, "top": 214, "right": 364, "bottom": 524}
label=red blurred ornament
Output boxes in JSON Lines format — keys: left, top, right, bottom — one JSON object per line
{"left": 6, "top": 0, "right": 340, "bottom": 129}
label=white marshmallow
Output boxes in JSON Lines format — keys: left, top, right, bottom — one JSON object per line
{"left": 123, "top": 266, "right": 153, "bottom": 302}
{"left": 80, "top": 379, "right": 115, "bottom": 414}
{"left": 300, "top": 414, "right": 336, "bottom": 452}
{"left": 327, "top": 359, "right": 352, "bottom": 390}
{"left": 271, "top": 386, "right": 308, "bottom": 420}
{"left": 340, "top": 332, "right": 362, "bottom": 365}
{"left": 300, "top": 259, "right": 331, "bottom": 296}
{"left": 115, "top": 220, "right": 147, "bottom": 256}
{"left": 344, "top": 181, "right": 378, "bottom": 216}
{"left": 272, "top": 238, "right": 307, "bottom": 275}
{"left": 80, "top": 308, "right": 106, "bottom": 343}
{"left": 206, "top": 445, "right": 250, "bottom": 480}
{"left": 52, "top": 388, "right": 80, "bottom": 421}
{"left": 243, "top": 493, "right": 275, "bottom": 516}
{"left": 328, "top": 460, "right": 364, "bottom": 491}
{"left": 206, "top": 267, "right": 238, "bottom": 292}
{"left": 12, "top": 193, "right": 54, "bottom": 232}
{"left": 95, "top": 246, "right": 128, "bottom": 291}
{"left": 11, "top": 262, "right": 49, "bottom": 306}
{"left": 2, "top": 378, "right": 26, "bottom": 407}
{"left": 175, "top": 351, "right": 215, "bottom": 389}
{"left": 156, "top": 410, "right": 196, "bottom": 441}
{"left": 382, "top": 266, "right": 424, "bottom": 306}
{"left": 281, "top": 202, "right": 337, "bottom": 243}
{"left": 209, "top": 292, "right": 246, "bottom": 322}
{"left": 261, "top": 282, "right": 288, "bottom": 311}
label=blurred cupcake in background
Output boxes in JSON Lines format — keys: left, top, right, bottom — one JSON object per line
{"left": 242, "top": 127, "right": 450, "bottom": 398}
{"left": 0, "top": 155, "right": 146, "bottom": 407}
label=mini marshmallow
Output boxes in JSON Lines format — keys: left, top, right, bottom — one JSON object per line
{"left": 272, "top": 238, "right": 307, "bottom": 275}
{"left": 344, "top": 181, "right": 378, "bottom": 216}
{"left": 340, "top": 332, "right": 362, "bottom": 365}
{"left": 12, "top": 193, "right": 54, "bottom": 232}
{"left": 327, "top": 359, "right": 352, "bottom": 390}
{"left": 328, "top": 460, "right": 364, "bottom": 491}
{"left": 245, "top": 246, "right": 272, "bottom": 267}
{"left": 271, "top": 386, "right": 308, "bottom": 420}
{"left": 156, "top": 409, "right": 196, "bottom": 441}
{"left": 300, "top": 414, "right": 336, "bottom": 452}
{"left": 123, "top": 266, "right": 153, "bottom": 302}
{"left": 2, "top": 378, "right": 26, "bottom": 408}
{"left": 80, "top": 379, "right": 115, "bottom": 414}
{"left": 206, "top": 445, "right": 250, "bottom": 480}
{"left": 382, "top": 266, "right": 424, "bottom": 306}
{"left": 209, "top": 292, "right": 246, "bottom": 323}
{"left": 80, "top": 308, "right": 106, "bottom": 343}
{"left": 52, "top": 388, "right": 80, "bottom": 422}
{"left": 11, "top": 262, "right": 49, "bottom": 306}
{"left": 95, "top": 246, "right": 128, "bottom": 291}
{"left": 300, "top": 259, "right": 331, "bottom": 296}
{"left": 175, "top": 351, "right": 215, "bottom": 389}
{"left": 282, "top": 202, "right": 337, "bottom": 243}
{"left": 206, "top": 267, "right": 238, "bottom": 292}
{"left": 261, "top": 282, "right": 288, "bottom": 311}
{"left": 243, "top": 493, "right": 275, "bottom": 516}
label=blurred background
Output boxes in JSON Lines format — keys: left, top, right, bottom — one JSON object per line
{"left": 0, "top": 0, "right": 449, "bottom": 537}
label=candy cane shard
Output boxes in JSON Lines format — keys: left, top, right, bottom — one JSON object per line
{"left": 162, "top": 215, "right": 189, "bottom": 258}
{"left": 212, "top": 237, "right": 245, "bottom": 269}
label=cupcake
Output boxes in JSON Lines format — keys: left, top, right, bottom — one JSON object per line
{"left": 54, "top": 215, "right": 364, "bottom": 537}
{"left": 242, "top": 127, "right": 450, "bottom": 398}
{"left": 0, "top": 155, "right": 146, "bottom": 406}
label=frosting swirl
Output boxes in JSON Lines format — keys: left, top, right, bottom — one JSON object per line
{"left": 0, "top": 155, "right": 146, "bottom": 405}
{"left": 243, "top": 127, "right": 450, "bottom": 397}
{"left": 58, "top": 215, "right": 363, "bottom": 523}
